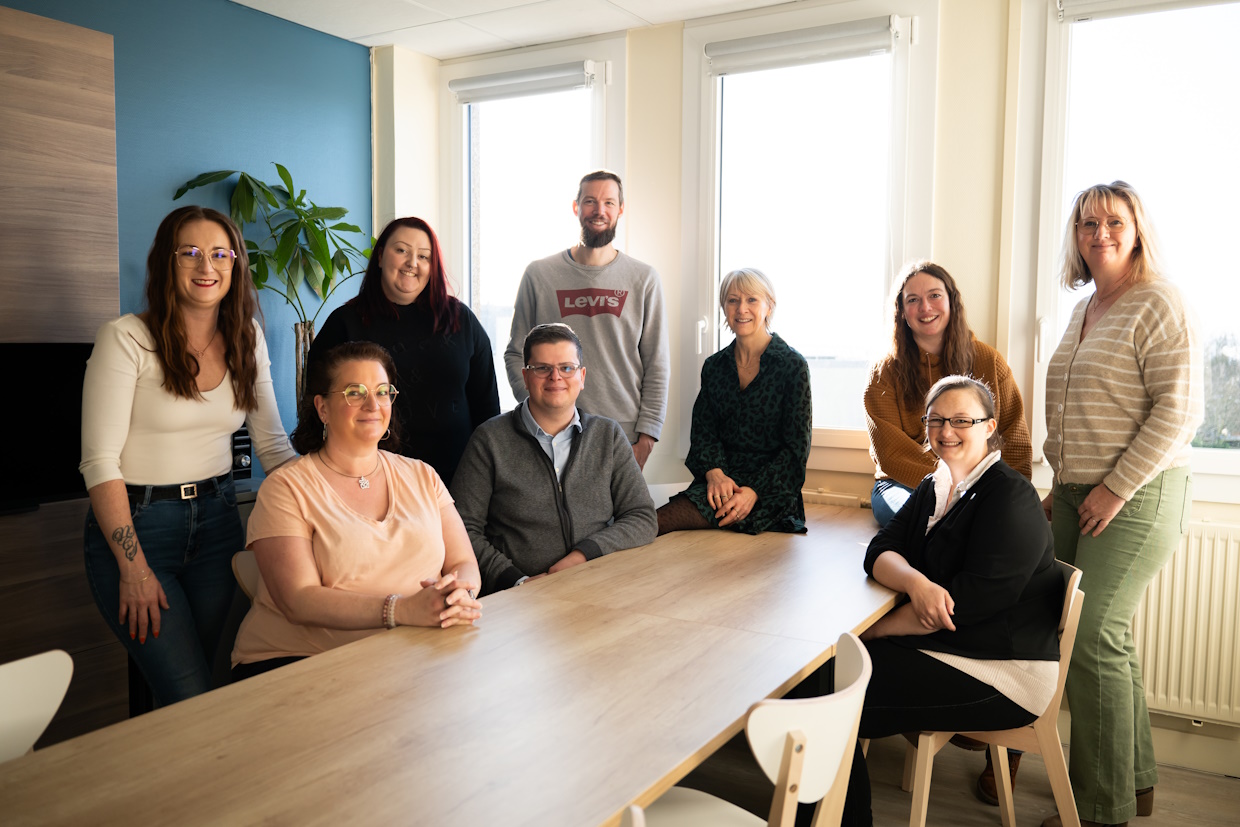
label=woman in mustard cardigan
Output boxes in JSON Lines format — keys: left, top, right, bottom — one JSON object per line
{"left": 864, "top": 261, "right": 1032, "bottom": 528}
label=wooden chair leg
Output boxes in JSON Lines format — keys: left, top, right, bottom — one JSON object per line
{"left": 991, "top": 744, "right": 1016, "bottom": 827}
{"left": 901, "top": 740, "right": 916, "bottom": 792}
{"left": 907, "top": 733, "right": 935, "bottom": 827}
{"left": 860, "top": 738, "right": 869, "bottom": 758}
{"left": 1036, "top": 720, "right": 1080, "bottom": 827}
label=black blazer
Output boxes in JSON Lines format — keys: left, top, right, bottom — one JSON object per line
{"left": 863, "top": 461, "right": 1062, "bottom": 661}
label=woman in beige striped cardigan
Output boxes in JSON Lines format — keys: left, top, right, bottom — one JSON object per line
{"left": 1042, "top": 181, "right": 1203, "bottom": 827}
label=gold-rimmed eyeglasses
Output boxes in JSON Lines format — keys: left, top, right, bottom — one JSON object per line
{"left": 174, "top": 245, "right": 236, "bottom": 272}
{"left": 326, "top": 383, "right": 399, "bottom": 407}
{"left": 1075, "top": 217, "right": 1128, "bottom": 237}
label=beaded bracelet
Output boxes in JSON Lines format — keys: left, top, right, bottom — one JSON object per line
{"left": 382, "top": 593, "right": 401, "bottom": 629}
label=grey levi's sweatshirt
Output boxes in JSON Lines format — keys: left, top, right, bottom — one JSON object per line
{"left": 503, "top": 249, "right": 670, "bottom": 442}
{"left": 450, "top": 407, "right": 658, "bottom": 594}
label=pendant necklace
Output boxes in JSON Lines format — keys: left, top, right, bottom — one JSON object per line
{"left": 189, "top": 327, "right": 218, "bottom": 359}
{"left": 319, "top": 451, "right": 380, "bottom": 489}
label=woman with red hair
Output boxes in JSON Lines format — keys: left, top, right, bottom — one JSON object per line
{"left": 309, "top": 217, "right": 499, "bottom": 486}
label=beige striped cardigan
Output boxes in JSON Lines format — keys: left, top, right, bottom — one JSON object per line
{"left": 1044, "top": 281, "right": 1203, "bottom": 500}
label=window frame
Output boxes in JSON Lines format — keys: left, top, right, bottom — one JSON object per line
{"left": 1025, "top": 0, "right": 1240, "bottom": 499}
{"left": 679, "top": 0, "right": 939, "bottom": 468}
{"left": 437, "top": 36, "right": 627, "bottom": 302}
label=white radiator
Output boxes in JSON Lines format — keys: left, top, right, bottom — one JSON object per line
{"left": 1131, "top": 522, "right": 1240, "bottom": 727}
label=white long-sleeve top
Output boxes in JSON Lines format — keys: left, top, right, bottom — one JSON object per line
{"left": 80, "top": 314, "right": 296, "bottom": 489}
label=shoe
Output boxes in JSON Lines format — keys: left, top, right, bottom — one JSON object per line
{"left": 1135, "top": 787, "right": 1154, "bottom": 817}
{"left": 975, "top": 748, "right": 1021, "bottom": 806}
{"left": 1041, "top": 815, "right": 1129, "bottom": 827}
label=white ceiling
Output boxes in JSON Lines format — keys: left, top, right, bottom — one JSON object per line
{"left": 231, "top": 0, "right": 789, "bottom": 60}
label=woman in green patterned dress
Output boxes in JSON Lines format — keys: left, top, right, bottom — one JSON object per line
{"left": 657, "top": 268, "right": 812, "bottom": 535}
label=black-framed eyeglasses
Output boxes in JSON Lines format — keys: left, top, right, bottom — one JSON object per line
{"left": 921, "top": 416, "right": 992, "bottom": 430}
{"left": 174, "top": 245, "right": 236, "bottom": 272}
{"left": 1075, "top": 217, "right": 1128, "bottom": 237}
{"left": 326, "top": 383, "right": 399, "bottom": 407}
{"left": 524, "top": 363, "right": 583, "bottom": 378}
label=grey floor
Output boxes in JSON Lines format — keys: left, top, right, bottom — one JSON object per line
{"left": 678, "top": 733, "right": 1240, "bottom": 826}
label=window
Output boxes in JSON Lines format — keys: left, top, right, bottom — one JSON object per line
{"left": 682, "top": 2, "right": 938, "bottom": 452}
{"left": 439, "top": 41, "right": 625, "bottom": 412}
{"left": 1033, "top": 0, "right": 1240, "bottom": 478}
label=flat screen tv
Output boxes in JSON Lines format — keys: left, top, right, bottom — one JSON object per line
{"left": 0, "top": 342, "right": 94, "bottom": 515}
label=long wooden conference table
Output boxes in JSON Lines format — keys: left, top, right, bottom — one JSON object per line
{"left": 0, "top": 504, "right": 895, "bottom": 826}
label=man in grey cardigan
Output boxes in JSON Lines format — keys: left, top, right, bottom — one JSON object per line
{"left": 453, "top": 323, "right": 657, "bottom": 595}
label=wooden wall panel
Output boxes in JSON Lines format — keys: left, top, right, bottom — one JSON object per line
{"left": 0, "top": 498, "right": 128, "bottom": 746}
{"left": 0, "top": 5, "right": 119, "bottom": 343}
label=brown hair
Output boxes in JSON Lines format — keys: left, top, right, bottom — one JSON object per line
{"left": 290, "top": 341, "right": 402, "bottom": 455}
{"left": 141, "top": 206, "right": 260, "bottom": 411}
{"left": 1059, "top": 180, "right": 1164, "bottom": 291}
{"left": 522, "top": 323, "right": 583, "bottom": 365}
{"left": 924, "top": 375, "right": 1002, "bottom": 453}
{"left": 882, "top": 260, "right": 975, "bottom": 408}
{"left": 352, "top": 216, "right": 461, "bottom": 335}
{"left": 576, "top": 170, "right": 624, "bottom": 206}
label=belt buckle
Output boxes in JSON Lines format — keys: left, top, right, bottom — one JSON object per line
{"left": 180, "top": 483, "right": 198, "bottom": 500}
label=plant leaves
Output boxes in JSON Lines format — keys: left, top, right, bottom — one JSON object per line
{"left": 328, "top": 222, "right": 362, "bottom": 233}
{"left": 275, "top": 224, "right": 300, "bottom": 277}
{"left": 253, "top": 255, "right": 269, "bottom": 290}
{"left": 307, "top": 206, "right": 348, "bottom": 221}
{"left": 274, "top": 163, "right": 295, "bottom": 199}
{"left": 173, "top": 170, "right": 236, "bottom": 200}
{"left": 306, "top": 255, "right": 326, "bottom": 299}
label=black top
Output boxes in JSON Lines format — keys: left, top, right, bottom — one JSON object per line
{"left": 308, "top": 299, "right": 500, "bottom": 486}
{"left": 863, "top": 461, "right": 1062, "bottom": 661}
{"left": 682, "top": 333, "right": 812, "bottom": 534}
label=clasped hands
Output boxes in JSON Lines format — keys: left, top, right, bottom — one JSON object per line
{"left": 414, "top": 570, "right": 483, "bottom": 628}
{"left": 705, "top": 468, "right": 757, "bottom": 527}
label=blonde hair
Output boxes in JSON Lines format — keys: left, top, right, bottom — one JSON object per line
{"left": 719, "top": 268, "right": 777, "bottom": 332}
{"left": 1060, "top": 180, "right": 1165, "bottom": 291}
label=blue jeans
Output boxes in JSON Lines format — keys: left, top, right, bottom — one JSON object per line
{"left": 84, "top": 475, "right": 243, "bottom": 708}
{"left": 871, "top": 478, "right": 914, "bottom": 527}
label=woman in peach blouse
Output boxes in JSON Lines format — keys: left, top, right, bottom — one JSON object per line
{"left": 232, "top": 341, "right": 481, "bottom": 679}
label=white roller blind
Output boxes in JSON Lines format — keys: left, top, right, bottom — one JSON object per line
{"left": 704, "top": 15, "right": 898, "bottom": 75}
{"left": 1057, "top": 0, "right": 1231, "bottom": 22}
{"left": 448, "top": 60, "right": 595, "bottom": 104}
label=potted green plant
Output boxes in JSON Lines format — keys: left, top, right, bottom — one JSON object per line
{"left": 174, "top": 163, "right": 372, "bottom": 400}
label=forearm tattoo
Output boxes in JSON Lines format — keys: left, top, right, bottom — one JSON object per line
{"left": 111, "top": 525, "right": 138, "bottom": 560}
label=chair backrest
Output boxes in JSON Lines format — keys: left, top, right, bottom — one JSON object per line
{"left": 1050, "top": 561, "right": 1085, "bottom": 705}
{"left": 0, "top": 650, "right": 73, "bottom": 763}
{"left": 619, "top": 804, "right": 646, "bottom": 827}
{"left": 232, "top": 549, "right": 260, "bottom": 601}
{"left": 745, "top": 632, "right": 872, "bottom": 805}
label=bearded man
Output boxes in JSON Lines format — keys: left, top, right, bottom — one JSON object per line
{"left": 503, "top": 170, "right": 669, "bottom": 470}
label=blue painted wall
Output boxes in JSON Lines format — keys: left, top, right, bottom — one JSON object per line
{"left": 4, "top": 0, "right": 371, "bottom": 470}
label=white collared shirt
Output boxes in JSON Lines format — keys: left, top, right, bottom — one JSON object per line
{"left": 925, "top": 450, "right": 1002, "bottom": 534}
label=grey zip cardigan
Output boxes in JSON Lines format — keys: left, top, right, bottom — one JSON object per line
{"left": 450, "top": 407, "right": 657, "bottom": 594}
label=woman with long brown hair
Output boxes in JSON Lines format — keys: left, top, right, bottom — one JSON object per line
{"left": 80, "top": 205, "right": 296, "bottom": 707}
{"left": 308, "top": 217, "right": 499, "bottom": 486}
{"left": 864, "top": 261, "right": 1032, "bottom": 528}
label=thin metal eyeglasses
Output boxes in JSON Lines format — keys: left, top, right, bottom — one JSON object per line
{"left": 921, "top": 416, "right": 993, "bottom": 429}
{"left": 326, "top": 383, "right": 399, "bottom": 407}
{"left": 174, "top": 246, "right": 236, "bottom": 272}
{"left": 1075, "top": 217, "right": 1128, "bottom": 237}
{"left": 524, "top": 363, "right": 583, "bottom": 378}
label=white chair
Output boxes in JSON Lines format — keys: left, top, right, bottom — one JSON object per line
{"left": 644, "top": 632, "right": 873, "bottom": 827}
{"left": 0, "top": 649, "right": 74, "bottom": 762}
{"left": 620, "top": 804, "right": 647, "bottom": 827}
{"left": 900, "top": 562, "right": 1085, "bottom": 827}
{"left": 232, "top": 549, "right": 260, "bottom": 601}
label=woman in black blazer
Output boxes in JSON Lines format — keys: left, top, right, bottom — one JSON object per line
{"left": 841, "top": 375, "right": 1063, "bottom": 827}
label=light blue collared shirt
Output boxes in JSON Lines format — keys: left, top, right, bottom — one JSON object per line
{"left": 519, "top": 400, "right": 582, "bottom": 483}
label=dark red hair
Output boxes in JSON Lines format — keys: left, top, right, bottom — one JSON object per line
{"left": 351, "top": 217, "right": 460, "bottom": 335}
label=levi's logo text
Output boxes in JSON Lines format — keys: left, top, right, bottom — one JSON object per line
{"left": 557, "top": 288, "right": 628, "bottom": 318}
